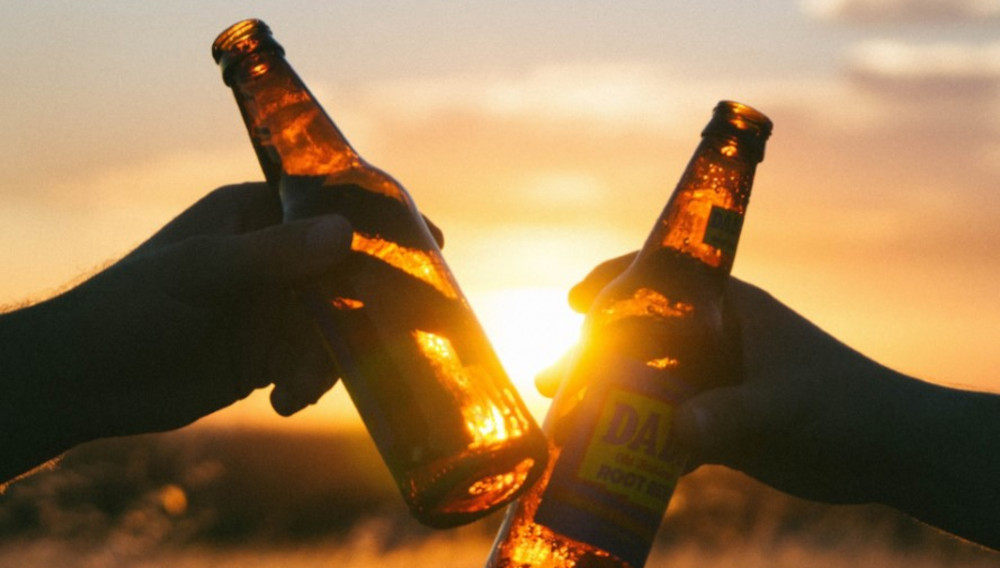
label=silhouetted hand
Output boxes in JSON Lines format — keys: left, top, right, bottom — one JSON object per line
{"left": 541, "top": 252, "right": 1000, "bottom": 550}
{"left": 1, "top": 183, "right": 354, "bottom": 480}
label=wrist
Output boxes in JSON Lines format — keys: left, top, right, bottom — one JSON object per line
{"left": 873, "top": 374, "right": 1000, "bottom": 548}
{"left": 0, "top": 292, "right": 96, "bottom": 480}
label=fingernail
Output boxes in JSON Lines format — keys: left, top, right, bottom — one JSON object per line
{"left": 305, "top": 215, "right": 352, "bottom": 260}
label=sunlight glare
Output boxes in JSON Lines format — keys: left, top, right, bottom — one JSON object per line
{"left": 412, "top": 329, "right": 516, "bottom": 448}
{"left": 469, "top": 287, "right": 585, "bottom": 421}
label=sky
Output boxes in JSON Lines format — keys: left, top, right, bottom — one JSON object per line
{"left": 1, "top": 0, "right": 998, "bottom": 428}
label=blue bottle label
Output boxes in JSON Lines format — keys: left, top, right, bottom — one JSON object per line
{"left": 535, "top": 361, "right": 688, "bottom": 567}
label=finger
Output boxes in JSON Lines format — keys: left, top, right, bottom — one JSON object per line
{"left": 671, "top": 386, "right": 759, "bottom": 468}
{"left": 422, "top": 215, "right": 445, "bottom": 249}
{"left": 534, "top": 366, "right": 563, "bottom": 399}
{"left": 567, "top": 252, "right": 637, "bottom": 313}
{"left": 134, "top": 183, "right": 279, "bottom": 255}
{"left": 266, "top": 295, "right": 341, "bottom": 416}
{"left": 237, "top": 214, "right": 354, "bottom": 284}
{"left": 534, "top": 344, "right": 582, "bottom": 398}
{"left": 168, "top": 214, "right": 353, "bottom": 297}
{"left": 230, "top": 309, "right": 277, "bottom": 398}
{"left": 193, "top": 182, "right": 281, "bottom": 234}
{"left": 229, "top": 287, "right": 310, "bottom": 399}
{"left": 270, "top": 363, "right": 338, "bottom": 416}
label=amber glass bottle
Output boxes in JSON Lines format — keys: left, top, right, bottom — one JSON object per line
{"left": 485, "top": 101, "right": 772, "bottom": 567}
{"left": 212, "top": 19, "right": 547, "bottom": 528}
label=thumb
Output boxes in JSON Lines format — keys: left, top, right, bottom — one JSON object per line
{"left": 567, "top": 252, "right": 636, "bottom": 314}
{"left": 672, "top": 386, "right": 759, "bottom": 467}
{"left": 251, "top": 214, "right": 354, "bottom": 284}
{"left": 170, "top": 214, "right": 354, "bottom": 294}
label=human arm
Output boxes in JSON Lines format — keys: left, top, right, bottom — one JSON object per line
{"left": 0, "top": 182, "right": 352, "bottom": 482}
{"left": 549, "top": 253, "right": 1000, "bottom": 550}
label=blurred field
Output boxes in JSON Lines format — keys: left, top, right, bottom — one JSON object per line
{"left": 1, "top": 427, "right": 996, "bottom": 567}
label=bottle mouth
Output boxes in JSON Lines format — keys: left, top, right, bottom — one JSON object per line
{"left": 212, "top": 19, "right": 284, "bottom": 83}
{"left": 703, "top": 100, "right": 773, "bottom": 161}
{"left": 715, "top": 101, "right": 773, "bottom": 136}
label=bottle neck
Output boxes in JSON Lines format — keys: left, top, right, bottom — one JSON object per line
{"left": 638, "top": 133, "right": 760, "bottom": 277}
{"left": 217, "top": 31, "right": 359, "bottom": 185}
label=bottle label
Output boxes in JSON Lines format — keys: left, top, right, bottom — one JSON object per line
{"left": 535, "top": 361, "right": 687, "bottom": 567}
{"left": 704, "top": 205, "right": 743, "bottom": 255}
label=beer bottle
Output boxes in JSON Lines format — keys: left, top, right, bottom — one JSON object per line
{"left": 485, "top": 101, "right": 772, "bottom": 567}
{"left": 211, "top": 19, "right": 548, "bottom": 528}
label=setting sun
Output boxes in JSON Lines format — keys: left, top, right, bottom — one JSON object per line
{"left": 201, "top": 285, "right": 587, "bottom": 430}
{"left": 468, "top": 287, "right": 585, "bottom": 421}
{"left": 4, "top": 4, "right": 1000, "bottom": 566}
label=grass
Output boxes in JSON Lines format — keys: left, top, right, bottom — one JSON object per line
{"left": 0, "top": 426, "right": 995, "bottom": 567}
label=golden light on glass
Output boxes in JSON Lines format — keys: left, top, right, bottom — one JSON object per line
{"left": 275, "top": 107, "right": 355, "bottom": 175}
{"left": 249, "top": 61, "right": 269, "bottom": 78}
{"left": 464, "top": 457, "right": 535, "bottom": 499}
{"left": 330, "top": 297, "right": 364, "bottom": 310}
{"left": 661, "top": 190, "right": 725, "bottom": 266}
{"left": 352, "top": 233, "right": 460, "bottom": 299}
{"left": 600, "top": 288, "right": 694, "bottom": 324}
{"left": 646, "top": 357, "right": 679, "bottom": 370}
{"left": 256, "top": 89, "right": 357, "bottom": 176}
{"left": 215, "top": 18, "right": 549, "bottom": 527}
{"left": 412, "top": 330, "right": 516, "bottom": 448}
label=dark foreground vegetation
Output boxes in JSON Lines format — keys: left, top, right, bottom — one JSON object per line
{"left": 1, "top": 427, "right": 995, "bottom": 567}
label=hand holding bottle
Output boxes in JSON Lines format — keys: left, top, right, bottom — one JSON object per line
{"left": 552, "top": 252, "right": 1000, "bottom": 551}
{"left": 487, "top": 101, "right": 772, "bottom": 568}
{"left": 213, "top": 19, "right": 548, "bottom": 528}
{"left": 0, "top": 183, "right": 353, "bottom": 481}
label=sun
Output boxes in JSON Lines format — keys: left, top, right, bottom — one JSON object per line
{"left": 468, "top": 287, "right": 585, "bottom": 421}
{"left": 207, "top": 286, "right": 586, "bottom": 431}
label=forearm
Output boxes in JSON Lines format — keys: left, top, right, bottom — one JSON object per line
{"left": 0, "top": 294, "right": 91, "bottom": 482}
{"left": 876, "top": 374, "right": 1000, "bottom": 549}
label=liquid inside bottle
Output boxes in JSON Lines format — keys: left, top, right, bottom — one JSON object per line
{"left": 212, "top": 19, "right": 548, "bottom": 528}
{"left": 283, "top": 175, "right": 546, "bottom": 523}
{"left": 487, "top": 252, "right": 722, "bottom": 568}
{"left": 484, "top": 101, "right": 771, "bottom": 566}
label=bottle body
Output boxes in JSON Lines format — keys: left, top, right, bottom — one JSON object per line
{"left": 486, "top": 101, "right": 771, "bottom": 567}
{"left": 213, "top": 20, "right": 547, "bottom": 528}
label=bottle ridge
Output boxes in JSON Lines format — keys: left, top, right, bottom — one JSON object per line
{"left": 485, "top": 101, "right": 772, "bottom": 567}
{"left": 212, "top": 19, "right": 548, "bottom": 528}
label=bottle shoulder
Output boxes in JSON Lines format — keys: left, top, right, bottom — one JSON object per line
{"left": 280, "top": 162, "right": 412, "bottom": 203}
{"left": 326, "top": 162, "right": 413, "bottom": 202}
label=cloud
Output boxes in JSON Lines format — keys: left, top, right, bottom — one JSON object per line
{"left": 347, "top": 63, "right": 698, "bottom": 135}
{"left": 845, "top": 39, "right": 1000, "bottom": 97}
{"left": 444, "top": 222, "right": 638, "bottom": 291}
{"left": 508, "top": 170, "right": 608, "bottom": 211}
{"left": 32, "top": 57, "right": 999, "bottom": 231}
{"left": 0, "top": 145, "right": 266, "bottom": 302}
{"left": 801, "top": 0, "right": 1000, "bottom": 23}
{"left": 42, "top": 146, "right": 261, "bottom": 213}
{"left": 332, "top": 60, "right": 995, "bottom": 159}
{"left": 305, "top": 61, "right": 1000, "bottom": 241}
{"left": 319, "top": 63, "right": 878, "bottom": 155}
